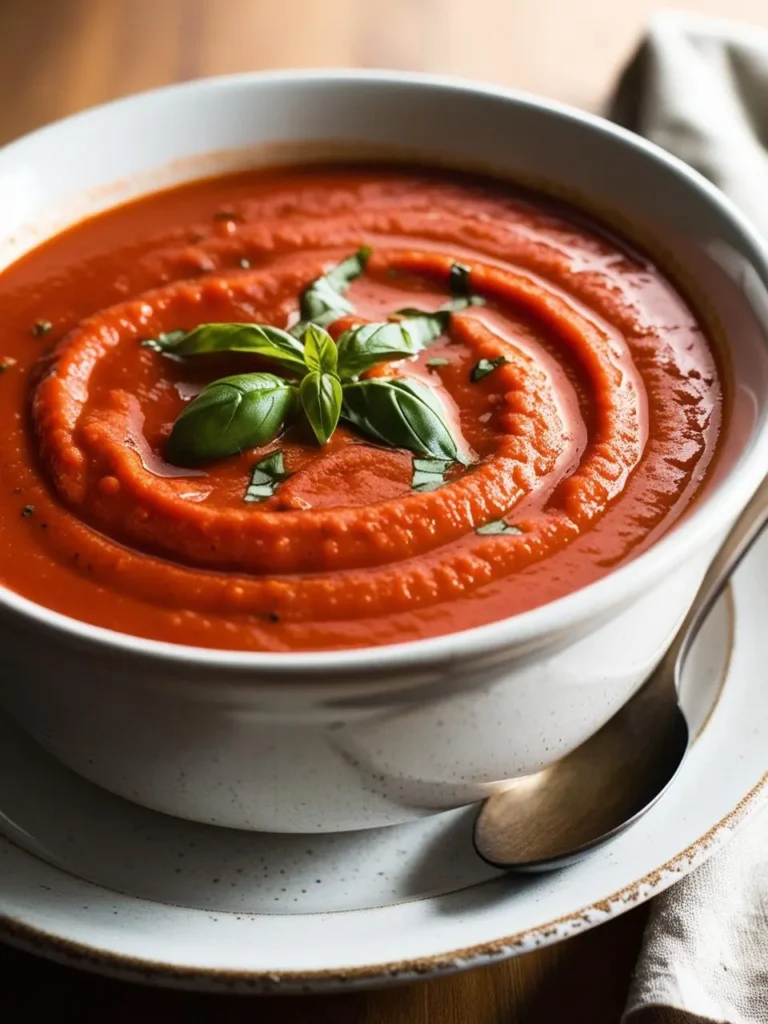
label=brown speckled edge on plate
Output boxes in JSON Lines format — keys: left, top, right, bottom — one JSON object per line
{"left": 0, "top": 772, "right": 765, "bottom": 994}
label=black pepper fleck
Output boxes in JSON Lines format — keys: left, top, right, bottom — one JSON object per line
{"left": 21, "top": 504, "right": 34, "bottom": 518}
{"left": 31, "top": 320, "right": 53, "bottom": 337}
{"left": 268, "top": 612, "right": 280, "bottom": 623}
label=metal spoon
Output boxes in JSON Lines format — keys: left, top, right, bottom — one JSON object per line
{"left": 474, "top": 477, "right": 768, "bottom": 872}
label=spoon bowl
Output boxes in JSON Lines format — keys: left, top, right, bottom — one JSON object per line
{"left": 474, "top": 477, "right": 768, "bottom": 871}
{"left": 473, "top": 677, "right": 689, "bottom": 870}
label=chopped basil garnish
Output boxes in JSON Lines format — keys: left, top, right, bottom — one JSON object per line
{"left": 446, "top": 260, "right": 485, "bottom": 311}
{"left": 446, "top": 261, "right": 487, "bottom": 311}
{"left": 449, "top": 262, "right": 471, "bottom": 297}
{"left": 471, "top": 355, "right": 509, "bottom": 382}
{"left": 245, "top": 450, "right": 290, "bottom": 502}
{"left": 32, "top": 320, "right": 52, "bottom": 337}
{"left": 167, "top": 373, "right": 298, "bottom": 466}
{"left": 410, "top": 457, "right": 453, "bottom": 492}
{"left": 476, "top": 519, "right": 522, "bottom": 536}
{"left": 393, "top": 262, "right": 485, "bottom": 322}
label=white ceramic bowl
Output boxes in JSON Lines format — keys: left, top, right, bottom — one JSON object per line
{"left": 0, "top": 71, "right": 767, "bottom": 833}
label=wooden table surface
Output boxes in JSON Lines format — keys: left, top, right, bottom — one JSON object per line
{"left": 2, "top": 1, "right": 766, "bottom": 1020}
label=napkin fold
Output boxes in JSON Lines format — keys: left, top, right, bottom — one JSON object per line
{"left": 621, "top": 805, "right": 768, "bottom": 1023}
{"left": 609, "top": 11, "right": 768, "bottom": 1024}
{"left": 610, "top": 9, "right": 768, "bottom": 240}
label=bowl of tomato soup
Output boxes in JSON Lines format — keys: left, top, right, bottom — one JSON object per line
{"left": 0, "top": 73, "right": 766, "bottom": 833}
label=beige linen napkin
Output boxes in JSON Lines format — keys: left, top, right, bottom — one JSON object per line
{"left": 609, "top": 12, "right": 768, "bottom": 1024}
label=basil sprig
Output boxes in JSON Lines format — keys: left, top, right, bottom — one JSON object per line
{"left": 167, "top": 373, "right": 298, "bottom": 465}
{"left": 159, "top": 317, "right": 459, "bottom": 464}
{"left": 342, "top": 377, "right": 460, "bottom": 461}
{"left": 146, "top": 249, "right": 478, "bottom": 466}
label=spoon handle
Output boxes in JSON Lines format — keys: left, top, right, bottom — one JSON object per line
{"left": 667, "top": 477, "right": 768, "bottom": 679}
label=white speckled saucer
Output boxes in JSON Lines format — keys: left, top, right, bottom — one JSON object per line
{"left": 0, "top": 536, "right": 767, "bottom": 992}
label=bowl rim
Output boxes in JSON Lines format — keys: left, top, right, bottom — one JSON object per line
{"left": 2, "top": 67, "right": 768, "bottom": 676}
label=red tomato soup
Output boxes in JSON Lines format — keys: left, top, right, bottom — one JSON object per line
{"left": 0, "top": 165, "right": 723, "bottom": 652}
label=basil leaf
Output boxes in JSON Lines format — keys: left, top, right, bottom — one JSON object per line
{"left": 398, "top": 314, "right": 451, "bottom": 343}
{"left": 244, "top": 450, "right": 290, "bottom": 502}
{"left": 342, "top": 377, "right": 460, "bottom": 461}
{"left": 300, "top": 371, "right": 342, "bottom": 445}
{"left": 167, "top": 373, "right": 297, "bottom": 466}
{"left": 293, "top": 247, "right": 371, "bottom": 334}
{"left": 143, "top": 323, "right": 307, "bottom": 376}
{"left": 411, "top": 457, "right": 453, "bottom": 492}
{"left": 446, "top": 262, "right": 485, "bottom": 309}
{"left": 303, "top": 323, "right": 338, "bottom": 375}
{"left": 336, "top": 314, "right": 450, "bottom": 380}
{"left": 476, "top": 519, "right": 522, "bottom": 535}
{"left": 471, "top": 356, "right": 509, "bottom": 382}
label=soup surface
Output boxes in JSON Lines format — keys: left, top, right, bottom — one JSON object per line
{"left": 0, "top": 165, "right": 723, "bottom": 651}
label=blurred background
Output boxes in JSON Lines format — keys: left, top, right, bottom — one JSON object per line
{"left": 2, "top": 0, "right": 768, "bottom": 147}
